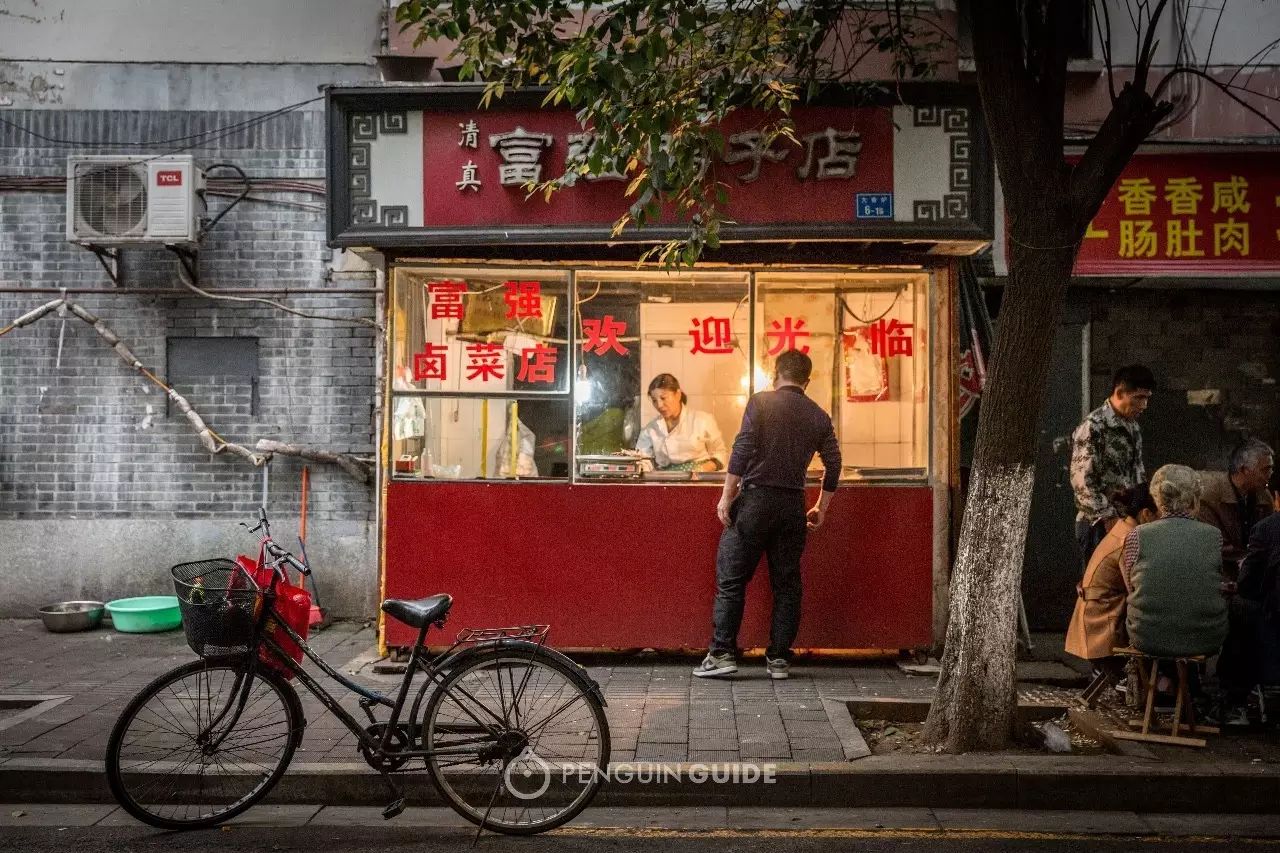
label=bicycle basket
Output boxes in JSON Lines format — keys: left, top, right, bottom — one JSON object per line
{"left": 171, "top": 559, "right": 262, "bottom": 658}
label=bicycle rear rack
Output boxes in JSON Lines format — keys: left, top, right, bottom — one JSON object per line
{"left": 455, "top": 624, "right": 550, "bottom": 644}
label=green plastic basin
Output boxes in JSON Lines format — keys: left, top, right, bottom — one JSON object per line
{"left": 105, "top": 596, "right": 182, "bottom": 633}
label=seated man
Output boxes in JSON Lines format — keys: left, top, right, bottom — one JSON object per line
{"left": 1197, "top": 439, "right": 1274, "bottom": 575}
{"left": 1217, "top": 498, "right": 1280, "bottom": 723}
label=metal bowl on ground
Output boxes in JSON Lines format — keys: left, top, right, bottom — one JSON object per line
{"left": 38, "top": 601, "right": 105, "bottom": 633}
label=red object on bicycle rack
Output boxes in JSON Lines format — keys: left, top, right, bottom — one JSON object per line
{"left": 235, "top": 553, "right": 311, "bottom": 679}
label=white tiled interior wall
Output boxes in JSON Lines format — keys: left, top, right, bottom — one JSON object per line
{"left": 416, "top": 397, "right": 511, "bottom": 479}
{"left": 835, "top": 285, "right": 928, "bottom": 471}
{"left": 757, "top": 281, "right": 928, "bottom": 474}
{"left": 638, "top": 301, "right": 750, "bottom": 447}
{"left": 395, "top": 271, "right": 931, "bottom": 479}
{"left": 754, "top": 290, "right": 840, "bottom": 475}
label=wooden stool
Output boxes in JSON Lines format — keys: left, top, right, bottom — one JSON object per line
{"left": 1106, "top": 647, "right": 1218, "bottom": 747}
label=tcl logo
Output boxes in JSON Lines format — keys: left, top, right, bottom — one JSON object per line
{"left": 156, "top": 170, "right": 183, "bottom": 186}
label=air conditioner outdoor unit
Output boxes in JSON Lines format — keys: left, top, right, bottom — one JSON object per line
{"left": 65, "top": 155, "right": 205, "bottom": 247}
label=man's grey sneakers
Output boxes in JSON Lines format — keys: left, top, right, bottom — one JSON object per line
{"left": 693, "top": 652, "right": 737, "bottom": 677}
{"left": 766, "top": 657, "right": 790, "bottom": 680}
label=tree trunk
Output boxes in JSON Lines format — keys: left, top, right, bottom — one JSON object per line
{"left": 924, "top": 234, "right": 1077, "bottom": 752}
{"left": 923, "top": 0, "right": 1174, "bottom": 753}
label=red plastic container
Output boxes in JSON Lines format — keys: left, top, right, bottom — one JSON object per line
{"left": 235, "top": 554, "right": 311, "bottom": 679}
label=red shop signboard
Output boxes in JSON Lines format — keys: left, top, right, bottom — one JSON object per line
{"left": 1072, "top": 152, "right": 1280, "bottom": 275}
{"left": 425, "top": 107, "right": 893, "bottom": 228}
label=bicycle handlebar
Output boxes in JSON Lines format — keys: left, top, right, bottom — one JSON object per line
{"left": 244, "top": 510, "right": 310, "bottom": 579}
{"left": 263, "top": 539, "right": 309, "bottom": 576}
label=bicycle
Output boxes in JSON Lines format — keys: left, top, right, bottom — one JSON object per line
{"left": 105, "top": 508, "right": 610, "bottom": 835}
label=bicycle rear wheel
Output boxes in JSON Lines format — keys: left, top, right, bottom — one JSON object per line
{"left": 423, "top": 647, "right": 610, "bottom": 835}
{"left": 105, "top": 658, "right": 302, "bottom": 830}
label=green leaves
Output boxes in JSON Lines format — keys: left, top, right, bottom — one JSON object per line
{"left": 396, "top": 1, "right": 941, "bottom": 267}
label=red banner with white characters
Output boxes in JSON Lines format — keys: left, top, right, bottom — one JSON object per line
{"left": 423, "top": 107, "right": 894, "bottom": 228}
{"left": 1063, "top": 152, "right": 1280, "bottom": 275}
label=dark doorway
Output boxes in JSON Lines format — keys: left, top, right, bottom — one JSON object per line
{"left": 1022, "top": 304, "right": 1087, "bottom": 631}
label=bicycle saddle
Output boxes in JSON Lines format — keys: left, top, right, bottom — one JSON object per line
{"left": 381, "top": 594, "right": 453, "bottom": 629}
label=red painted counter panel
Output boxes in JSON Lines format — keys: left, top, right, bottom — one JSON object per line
{"left": 383, "top": 482, "right": 934, "bottom": 650}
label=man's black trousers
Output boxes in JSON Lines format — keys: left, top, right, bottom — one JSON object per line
{"left": 711, "top": 485, "right": 808, "bottom": 661}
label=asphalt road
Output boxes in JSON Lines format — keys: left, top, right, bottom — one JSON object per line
{"left": 2, "top": 824, "right": 1278, "bottom": 852}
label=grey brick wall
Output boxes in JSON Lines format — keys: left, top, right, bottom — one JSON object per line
{"left": 0, "top": 110, "right": 378, "bottom": 615}
{"left": 1085, "top": 288, "right": 1279, "bottom": 470}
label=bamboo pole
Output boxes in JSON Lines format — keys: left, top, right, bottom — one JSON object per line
{"left": 2, "top": 296, "right": 371, "bottom": 481}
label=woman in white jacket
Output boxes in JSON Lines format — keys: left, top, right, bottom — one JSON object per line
{"left": 635, "top": 373, "right": 727, "bottom": 473}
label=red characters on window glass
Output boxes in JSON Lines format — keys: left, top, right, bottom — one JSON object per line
{"left": 688, "top": 317, "right": 734, "bottom": 355}
{"left": 868, "top": 318, "right": 914, "bottom": 357}
{"left": 504, "top": 280, "right": 543, "bottom": 319}
{"left": 427, "top": 280, "right": 468, "bottom": 320}
{"left": 765, "top": 317, "right": 811, "bottom": 355}
{"left": 412, "top": 343, "right": 448, "bottom": 381}
{"left": 516, "top": 344, "right": 558, "bottom": 384}
{"left": 465, "top": 342, "right": 505, "bottom": 381}
{"left": 581, "top": 316, "right": 629, "bottom": 356}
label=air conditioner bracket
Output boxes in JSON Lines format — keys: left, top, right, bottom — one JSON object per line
{"left": 79, "top": 245, "right": 122, "bottom": 287}
{"left": 167, "top": 245, "right": 200, "bottom": 289}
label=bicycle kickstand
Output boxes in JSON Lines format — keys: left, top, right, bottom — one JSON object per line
{"left": 379, "top": 770, "right": 406, "bottom": 820}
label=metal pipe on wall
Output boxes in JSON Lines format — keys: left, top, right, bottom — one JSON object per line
{"left": 0, "top": 287, "right": 382, "bottom": 296}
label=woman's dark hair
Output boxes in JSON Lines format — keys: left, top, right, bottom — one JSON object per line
{"left": 647, "top": 373, "right": 687, "bottom": 405}
{"left": 1111, "top": 482, "right": 1157, "bottom": 520}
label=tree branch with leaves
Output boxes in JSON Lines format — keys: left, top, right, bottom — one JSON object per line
{"left": 398, "top": 0, "right": 1280, "bottom": 752}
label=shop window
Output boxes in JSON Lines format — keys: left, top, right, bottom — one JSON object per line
{"left": 389, "top": 265, "right": 931, "bottom": 484}
{"left": 573, "top": 272, "right": 750, "bottom": 482}
{"left": 755, "top": 273, "right": 930, "bottom": 478}
{"left": 390, "top": 267, "right": 571, "bottom": 480}
{"left": 392, "top": 268, "right": 570, "bottom": 395}
{"left": 392, "top": 396, "right": 570, "bottom": 480}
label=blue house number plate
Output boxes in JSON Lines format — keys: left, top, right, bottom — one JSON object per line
{"left": 855, "top": 193, "right": 894, "bottom": 219}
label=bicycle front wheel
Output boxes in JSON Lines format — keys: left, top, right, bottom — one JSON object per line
{"left": 423, "top": 647, "right": 610, "bottom": 835}
{"left": 105, "top": 659, "right": 302, "bottom": 830}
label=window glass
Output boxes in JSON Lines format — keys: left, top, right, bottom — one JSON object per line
{"left": 573, "top": 272, "right": 750, "bottom": 482}
{"left": 391, "top": 268, "right": 570, "bottom": 394}
{"left": 755, "top": 272, "right": 930, "bottom": 479}
{"left": 390, "top": 396, "right": 570, "bottom": 480}
{"left": 388, "top": 265, "right": 930, "bottom": 484}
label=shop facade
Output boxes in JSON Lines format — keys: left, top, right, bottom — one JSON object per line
{"left": 326, "top": 84, "right": 993, "bottom": 652}
{"left": 997, "top": 147, "right": 1280, "bottom": 630}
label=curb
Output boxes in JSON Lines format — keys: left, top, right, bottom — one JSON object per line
{"left": 3, "top": 757, "right": 1280, "bottom": 813}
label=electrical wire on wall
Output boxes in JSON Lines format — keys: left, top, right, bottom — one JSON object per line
{"left": 0, "top": 95, "right": 325, "bottom": 148}
{"left": 174, "top": 262, "right": 379, "bottom": 329}
{"left": 840, "top": 287, "right": 903, "bottom": 326}
{"left": 199, "top": 163, "right": 251, "bottom": 238}
{"left": 0, "top": 95, "right": 327, "bottom": 188}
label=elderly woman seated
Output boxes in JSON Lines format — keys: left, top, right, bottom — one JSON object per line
{"left": 1120, "top": 464, "right": 1229, "bottom": 659}
{"left": 1067, "top": 483, "right": 1158, "bottom": 681}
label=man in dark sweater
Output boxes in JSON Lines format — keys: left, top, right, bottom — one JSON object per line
{"left": 694, "top": 349, "right": 841, "bottom": 680}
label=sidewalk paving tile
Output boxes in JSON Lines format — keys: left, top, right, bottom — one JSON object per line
{"left": 0, "top": 804, "right": 117, "bottom": 826}
{"left": 230, "top": 805, "right": 324, "bottom": 826}
{"left": 309, "top": 806, "right": 471, "bottom": 827}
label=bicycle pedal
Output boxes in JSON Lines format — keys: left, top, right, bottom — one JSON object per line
{"left": 382, "top": 798, "right": 406, "bottom": 820}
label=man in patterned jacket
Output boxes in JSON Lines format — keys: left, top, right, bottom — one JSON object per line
{"left": 1070, "top": 365, "right": 1155, "bottom": 566}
